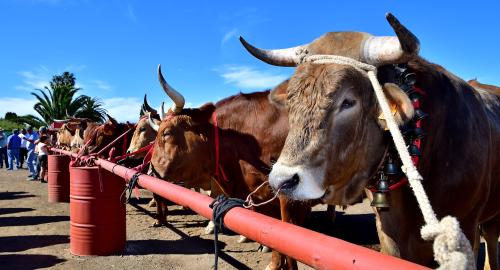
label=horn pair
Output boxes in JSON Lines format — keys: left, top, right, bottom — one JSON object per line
{"left": 239, "top": 13, "right": 419, "bottom": 66}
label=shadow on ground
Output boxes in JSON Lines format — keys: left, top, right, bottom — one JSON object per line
{"left": 0, "top": 208, "right": 34, "bottom": 215}
{"left": 0, "top": 235, "right": 69, "bottom": 253}
{"left": 306, "top": 211, "right": 379, "bottom": 246}
{"left": 127, "top": 238, "right": 251, "bottom": 270}
{"left": 0, "top": 254, "right": 65, "bottom": 269}
{"left": 0, "top": 216, "right": 69, "bottom": 227}
{"left": 0, "top": 191, "right": 36, "bottom": 200}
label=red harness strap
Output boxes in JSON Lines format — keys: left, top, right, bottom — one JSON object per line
{"left": 212, "top": 111, "right": 228, "bottom": 183}
{"left": 95, "top": 125, "right": 134, "bottom": 157}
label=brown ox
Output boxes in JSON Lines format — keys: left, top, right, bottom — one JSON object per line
{"left": 150, "top": 65, "right": 310, "bottom": 269}
{"left": 54, "top": 118, "right": 89, "bottom": 151}
{"left": 241, "top": 13, "right": 500, "bottom": 269}
{"left": 56, "top": 123, "right": 76, "bottom": 148}
{"left": 469, "top": 79, "right": 500, "bottom": 96}
{"left": 82, "top": 115, "right": 133, "bottom": 158}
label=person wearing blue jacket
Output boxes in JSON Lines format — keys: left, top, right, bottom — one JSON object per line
{"left": 0, "top": 128, "right": 8, "bottom": 168}
{"left": 6, "top": 129, "right": 21, "bottom": 170}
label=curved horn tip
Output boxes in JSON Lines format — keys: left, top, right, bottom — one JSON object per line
{"left": 238, "top": 35, "right": 299, "bottom": 67}
{"left": 157, "top": 64, "right": 162, "bottom": 76}
{"left": 385, "top": 12, "right": 420, "bottom": 55}
{"left": 385, "top": 12, "right": 396, "bottom": 23}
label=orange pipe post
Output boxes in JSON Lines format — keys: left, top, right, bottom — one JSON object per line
{"left": 53, "top": 148, "right": 429, "bottom": 270}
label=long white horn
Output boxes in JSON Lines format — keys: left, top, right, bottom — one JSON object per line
{"left": 159, "top": 102, "right": 165, "bottom": 121}
{"left": 239, "top": 37, "right": 305, "bottom": 67}
{"left": 158, "top": 64, "right": 185, "bottom": 114}
{"left": 148, "top": 113, "right": 159, "bottom": 132}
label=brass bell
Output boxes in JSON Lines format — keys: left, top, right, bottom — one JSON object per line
{"left": 414, "top": 109, "right": 428, "bottom": 121}
{"left": 384, "top": 159, "right": 400, "bottom": 175}
{"left": 404, "top": 73, "right": 417, "bottom": 86}
{"left": 371, "top": 192, "right": 390, "bottom": 208}
{"left": 409, "top": 144, "right": 421, "bottom": 156}
{"left": 412, "top": 127, "right": 425, "bottom": 139}
{"left": 376, "top": 173, "right": 390, "bottom": 191}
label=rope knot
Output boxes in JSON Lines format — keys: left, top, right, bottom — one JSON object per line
{"left": 295, "top": 47, "right": 309, "bottom": 64}
{"left": 420, "top": 216, "right": 475, "bottom": 270}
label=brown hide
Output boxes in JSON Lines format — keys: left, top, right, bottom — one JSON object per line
{"left": 151, "top": 80, "right": 308, "bottom": 269}
{"left": 83, "top": 117, "right": 133, "bottom": 158}
{"left": 270, "top": 56, "right": 500, "bottom": 267}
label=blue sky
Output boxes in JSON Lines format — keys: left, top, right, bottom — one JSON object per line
{"left": 1, "top": 0, "right": 499, "bottom": 122}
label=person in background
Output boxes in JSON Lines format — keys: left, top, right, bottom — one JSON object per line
{"left": 23, "top": 126, "right": 39, "bottom": 180}
{"left": 6, "top": 129, "right": 21, "bottom": 170}
{"left": 34, "top": 126, "right": 48, "bottom": 179}
{"left": 34, "top": 135, "right": 50, "bottom": 183}
{"left": 18, "top": 128, "right": 28, "bottom": 169}
{"left": 0, "top": 128, "right": 8, "bottom": 168}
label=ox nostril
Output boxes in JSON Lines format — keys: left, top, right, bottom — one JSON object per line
{"left": 279, "top": 173, "right": 300, "bottom": 190}
{"left": 126, "top": 150, "right": 131, "bottom": 154}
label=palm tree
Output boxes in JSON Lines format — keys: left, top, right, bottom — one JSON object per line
{"left": 31, "top": 72, "right": 107, "bottom": 124}
{"left": 77, "top": 96, "right": 107, "bottom": 122}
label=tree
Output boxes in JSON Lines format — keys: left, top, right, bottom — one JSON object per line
{"left": 77, "top": 96, "right": 107, "bottom": 122}
{"left": 31, "top": 72, "right": 107, "bottom": 124}
{"left": 3, "top": 112, "right": 44, "bottom": 128}
{"left": 4, "top": 112, "right": 17, "bottom": 121}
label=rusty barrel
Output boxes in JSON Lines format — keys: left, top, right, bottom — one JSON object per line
{"left": 69, "top": 166, "right": 126, "bottom": 255}
{"left": 47, "top": 154, "right": 70, "bottom": 202}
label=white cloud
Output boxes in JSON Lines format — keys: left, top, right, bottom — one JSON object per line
{"left": 16, "top": 68, "right": 51, "bottom": 91}
{"left": 221, "top": 28, "right": 238, "bottom": 46}
{"left": 215, "top": 65, "right": 288, "bottom": 90}
{"left": 0, "top": 97, "right": 38, "bottom": 118}
{"left": 101, "top": 97, "right": 142, "bottom": 122}
{"left": 93, "top": 80, "right": 112, "bottom": 91}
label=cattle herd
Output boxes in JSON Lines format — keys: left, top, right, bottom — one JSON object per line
{"left": 51, "top": 13, "right": 499, "bottom": 270}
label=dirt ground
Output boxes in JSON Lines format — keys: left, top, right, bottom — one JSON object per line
{"left": 0, "top": 168, "right": 491, "bottom": 270}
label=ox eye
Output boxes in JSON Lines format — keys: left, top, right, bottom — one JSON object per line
{"left": 139, "top": 127, "right": 146, "bottom": 132}
{"left": 340, "top": 99, "right": 356, "bottom": 111}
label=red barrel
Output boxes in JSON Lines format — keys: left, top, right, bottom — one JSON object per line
{"left": 69, "top": 166, "right": 126, "bottom": 255}
{"left": 47, "top": 154, "right": 70, "bottom": 202}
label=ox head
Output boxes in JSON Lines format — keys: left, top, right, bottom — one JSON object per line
{"left": 241, "top": 13, "right": 418, "bottom": 204}
{"left": 150, "top": 65, "right": 214, "bottom": 185}
{"left": 55, "top": 118, "right": 88, "bottom": 147}
{"left": 86, "top": 114, "right": 120, "bottom": 154}
{"left": 126, "top": 94, "right": 161, "bottom": 158}
{"left": 56, "top": 123, "right": 76, "bottom": 146}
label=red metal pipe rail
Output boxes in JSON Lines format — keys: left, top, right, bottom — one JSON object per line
{"left": 52, "top": 148, "right": 429, "bottom": 270}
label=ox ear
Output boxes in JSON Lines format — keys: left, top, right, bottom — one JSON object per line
{"left": 269, "top": 80, "right": 289, "bottom": 109}
{"left": 378, "top": 83, "right": 414, "bottom": 129}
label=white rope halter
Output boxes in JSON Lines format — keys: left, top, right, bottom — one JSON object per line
{"left": 300, "top": 54, "right": 475, "bottom": 270}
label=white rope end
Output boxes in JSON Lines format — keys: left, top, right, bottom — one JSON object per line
{"left": 421, "top": 216, "right": 475, "bottom": 270}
